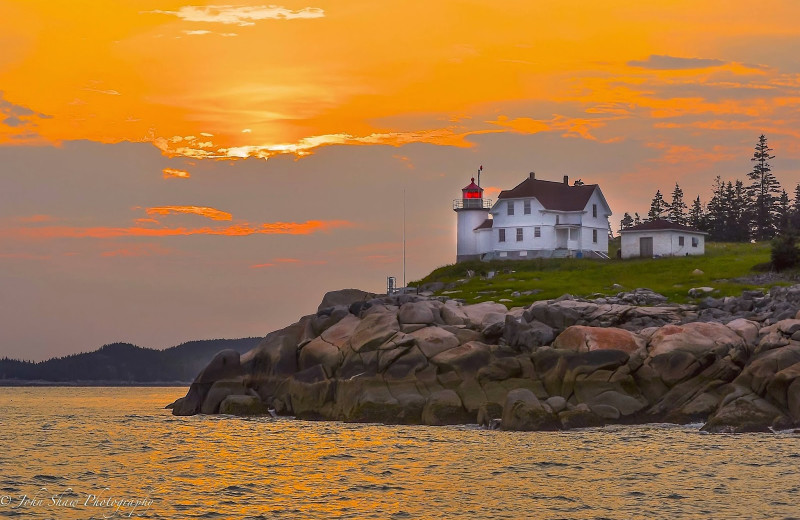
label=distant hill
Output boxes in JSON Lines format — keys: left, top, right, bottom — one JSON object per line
{"left": 0, "top": 337, "right": 262, "bottom": 384}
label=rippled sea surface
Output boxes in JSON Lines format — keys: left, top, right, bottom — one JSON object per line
{"left": 1, "top": 388, "right": 799, "bottom": 519}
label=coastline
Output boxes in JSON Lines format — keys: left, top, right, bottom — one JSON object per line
{"left": 0, "top": 380, "right": 191, "bottom": 387}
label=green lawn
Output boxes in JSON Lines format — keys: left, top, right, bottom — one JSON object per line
{"left": 412, "top": 242, "right": 781, "bottom": 307}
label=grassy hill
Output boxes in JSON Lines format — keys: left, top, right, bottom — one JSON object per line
{"left": 412, "top": 241, "right": 787, "bottom": 307}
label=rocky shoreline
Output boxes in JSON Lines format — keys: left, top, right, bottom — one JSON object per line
{"left": 169, "top": 285, "right": 800, "bottom": 433}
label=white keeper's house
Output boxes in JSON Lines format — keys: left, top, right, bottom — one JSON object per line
{"left": 453, "top": 171, "right": 612, "bottom": 262}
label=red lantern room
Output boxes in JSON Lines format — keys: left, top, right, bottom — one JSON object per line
{"left": 462, "top": 178, "right": 483, "bottom": 199}
{"left": 454, "top": 167, "right": 491, "bottom": 211}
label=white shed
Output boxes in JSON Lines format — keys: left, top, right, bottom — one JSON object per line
{"left": 620, "top": 219, "right": 707, "bottom": 259}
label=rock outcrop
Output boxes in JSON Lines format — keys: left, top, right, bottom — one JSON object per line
{"left": 172, "top": 285, "right": 800, "bottom": 433}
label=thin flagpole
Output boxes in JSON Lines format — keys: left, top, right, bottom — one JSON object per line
{"left": 403, "top": 189, "right": 406, "bottom": 289}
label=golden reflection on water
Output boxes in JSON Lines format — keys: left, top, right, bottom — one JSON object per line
{"left": 0, "top": 387, "right": 799, "bottom": 519}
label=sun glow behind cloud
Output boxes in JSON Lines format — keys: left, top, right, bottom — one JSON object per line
{"left": 0, "top": 0, "right": 797, "bottom": 164}
{"left": 146, "top": 5, "right": 326, "bottom": 26}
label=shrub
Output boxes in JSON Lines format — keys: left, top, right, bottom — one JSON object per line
{"left": 771, "top": 232, "right": 800, "bottom": 271}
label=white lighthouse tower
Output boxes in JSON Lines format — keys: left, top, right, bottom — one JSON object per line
{"left": 453, "top": 171, "right": 491, "bottom": 262}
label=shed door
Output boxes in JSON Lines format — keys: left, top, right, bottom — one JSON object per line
{"left": 639, "top": 237, "right": 653, "bottom": 258}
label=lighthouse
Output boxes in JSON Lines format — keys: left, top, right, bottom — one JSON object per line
{"left": 453, "top": 172, "right": 491, "bottom": 262}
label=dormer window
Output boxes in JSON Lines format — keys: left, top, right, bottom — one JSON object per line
{"left": 507, "top": 202, "right": 514, "bottom": 216}
{"left": 524, "top": 200, "right": 531, "bottom": 214}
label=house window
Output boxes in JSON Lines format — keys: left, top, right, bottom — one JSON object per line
{"left": 516, "top": 228, "right": 523, "bottom": 241}
{"left": 692, "top": 237, "right": 699, "bottom": 247}
{"left": 592, "top": 204, "right": 597, "bottom": 218}
{"left": 534, "top": 227, "right": 541, "bottom": 238}
{"left": 499, "top": 229, "right": 506, "bottom": 242}
{"left": 679, "top": 236, "right": 685, "bottom": 246}
{"left": 592, "top": 229, "right": 598, "bottom": 243}
{"left": 524, "top": 200, "right": 531, "bottom": 214}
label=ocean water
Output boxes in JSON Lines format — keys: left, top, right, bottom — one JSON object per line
{"left": 0, "top": 388, "right": 798, "bottom": 520}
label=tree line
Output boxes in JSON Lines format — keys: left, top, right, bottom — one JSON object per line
{"left": 619, "top": 135, "right": 798, "bottom": 242}
{"left": 0, "top": 338, "right": 262, "bottom": 383}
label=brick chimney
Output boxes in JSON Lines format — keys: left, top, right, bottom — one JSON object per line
{"left": 563, "top": 175, "right": 569, "bottom": 185}
{"left": 529, "top": 171, "right": 535, "bottom": 180}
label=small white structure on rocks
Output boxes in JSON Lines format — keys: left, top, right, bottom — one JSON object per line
{"left": 453, "top": 171, "right": 612, "bottom": 262}
{"left": 620, "top": 219, "right": 707, "bottom": 259}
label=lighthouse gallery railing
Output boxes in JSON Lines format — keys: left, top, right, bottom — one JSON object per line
{"left": 453, "top": 199, "right": 493, "bottom": 210}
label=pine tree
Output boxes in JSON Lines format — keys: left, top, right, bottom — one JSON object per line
{"left": 777, "top": 189, "right": 791, "bottom": 232}
{"left": 748, "top": 134, "right": 782, "bottom": 240}
{"left": 619, "top": 212, "right": 634, "bottom": 232}
{"left": 729, "top": 180, "right": 751, "bottom": 242}
{"left": 706, "top": 176, "right": 728, "bottom": 240}
{"left": 688, "top": 196, "right": 705, "bottom": 230}
{"left": 792, "top": 184, "right": 800, "bottom": 229}
{"left": 647, "top": 190, "right": 667, "bottom": 221}
{"left": 668, "top": 183, "right": 687, "bottom": 224}
{"left": 794, "top": 184, "right": 800, "bottom": 215}
{"left": 634, "top": 212, "right": 642, "bottom": 226}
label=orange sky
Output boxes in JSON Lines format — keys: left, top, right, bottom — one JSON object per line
{"left": 3, "top": 0, "right": 800, "bottom": 158}
{"left": 1, "top": 0, "right": 800, "bottom": 359}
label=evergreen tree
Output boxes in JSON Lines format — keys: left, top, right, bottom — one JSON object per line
{"left": 792, "top": 184, "right": 800, "bottom": 229}
{"left": 777, "top": 189, "right": 791, "bottom": 232}
{"left": 668, "top": 183, "right": 687, "bottom": 224}
{"left": 706, "top": 176, "right": 729, "bottom": 240}
{"left": 688, "top": 196, "right": 705, "bottom": 230}
{"left": 748, "top": 134, "right": 782, "bottom": 240}
{"left": 794, "top": 184, "right": 800, "bottom": 215}
{"left": 619, "top": 212, "right": 634, "bottom": 232}
{"left": 647, "top": 190, "right": 667, "bottom": 221}
{"left": 634, "top": 212, "right": 642, "bottom": 226}
{"left": 729, "top": 180, "right": 751, "bottom": 242}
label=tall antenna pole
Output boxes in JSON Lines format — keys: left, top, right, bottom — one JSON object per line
{"left": 402, "top": 189, "right": 406, "bottom": 288}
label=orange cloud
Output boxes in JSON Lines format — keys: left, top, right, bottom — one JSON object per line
{"left": 4, "top": 220, "right": 353, "bottom": 239}
{"left": 101, "top": 243, "right": 173, "bottom": 257}
{"left": 250, "top": 257, "right": 328, "bottom": 268}
{"left": 0, "top": 252, "right": 51, "bottom": 260}
{"left": 482, "top": 186, "right": 502, "bottom": 198}
{"left": 14, "top": 214, "right": 53, "bottom": 223}
{"left": 162, "top": 167, "right": 191, "bottom": 179}
{"left": 146, "top": 206, "right": 232, "bottom": 221}
{"left": 645, "top": 142, "right": 741, "bottom": 165}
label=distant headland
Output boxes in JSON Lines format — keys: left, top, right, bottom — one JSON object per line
{"left": 0, "top": 338, "right": 261, "bottom": 386}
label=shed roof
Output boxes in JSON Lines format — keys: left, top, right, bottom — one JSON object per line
{"left": 620, "top": 219, "right": 707, "bottom": 234}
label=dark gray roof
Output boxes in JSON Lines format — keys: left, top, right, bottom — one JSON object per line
{"left": 497, "top": 178, "right": 597, "bottom": 211}
{"left": 474, "top": 218, "right": 493, "bottom": 230}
